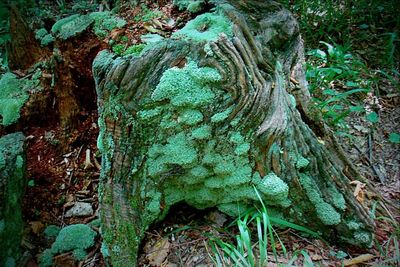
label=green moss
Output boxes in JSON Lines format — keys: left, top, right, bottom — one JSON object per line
{"left": 347, "top": 220, "right": 361, "bottom": 230}
{"left": 172, "top": 12, "right": 233, "bottom": 42}
{"left": 51, "top": 14, "right": 94, "bottom": 40}
{"left": 189, "top": 166, "right": 210, "bottom": 178}
{"left": 35, "top": 28, "right": 54, "bottom": 46}
{"left": 296, "top": 156, "right": 309, "bottom": 169}
{"left": 218, "top": 202, "right": 250, "bottom": 217}
{"left": 256, "top": 172, "right": 289, "bottom": 204}
{"left": 173, "top": 0, "right": 205, "bottom": 13}
{"left": 299, "top": 174, "right": 341, "bottom": 225}
{"left": 41, "top": 34, "right": 55, "bottom": 46}
{"left": 327, "top": 185, "right": 346, "bottom": 211}
{"left": 211, "top": 106, "right": 233, "bottom": 123}
{"left": 112, "top": 44, "right": 125, "bottom": 56}
{"left": 138, "top": 107, "right": 162, "bottom": 122}
{"left": 50, "top": 224, "right": 97, "bottom": 261}
{"left": 123, "top": 44, "right": 146, "bottom": 56}
{"left": 0, "top": 152, "right": 5, "bottom": 170}
{"left": 101, "top": 242, "right": 110, "bottom": 258}
{"left": 191, "top": 125, "right": 211, "bottom": 139}
{"left": 90, "top": 11, "right": 126, "bottom": 38}
{"left": 229, "top": 132, "right": 244, "bottom": 144}
{"left": 288, "top": 94, "right": 296, "bottom": 108}
{"left": 89, "top": 218, "right": 101, "bottom": 228}
{"left": 39, "top": 249, "right": 53, "bottom": 267}
{"left": 0, "top": 73, "right": 29, "bottom": 126}
{"left": 353, "top": 231, "right": 372, "bottom": 246}
{"left": 178, "top": 109, "right": 203, "bottom": 125}
{"left": 44, "top": 225, "right": 60, "bottom": 238}
{"left": 0, "top": 133, "right": 25, "bottom": 267}
{"left": 35, "top": 28, "right": 48, "bottom": 39}
{"left": 148, "top": 132, "right": 198, "bottom": 169}
{"left": 151, "top": 60, "right": 220, "bottom": 107}
{"left": 234, "top": 143, "right": 250, "bottom": 156}
{"left": 315, "top": 202, "right": 341, "bottom": 225}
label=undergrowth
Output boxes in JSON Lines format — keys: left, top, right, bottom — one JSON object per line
{"left": 306, "top": 41, "right": 371, "bottom": 133}
{"left": 209, "top": 190, "right": 321, "bottom": 267}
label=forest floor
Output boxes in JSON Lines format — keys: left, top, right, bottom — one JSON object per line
{"left": 1, "top": 0, "right": 397, "bottom": 266}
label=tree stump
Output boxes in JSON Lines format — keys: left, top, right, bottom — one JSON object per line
{"left": 0, "top": 132, "right": 26, "bottom": 267}
{"left": 93, "top": 1, "right": 375, "bottom": 265}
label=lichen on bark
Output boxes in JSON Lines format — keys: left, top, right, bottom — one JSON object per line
{"left": 0, "top": 132, "right": 26, "bottom": 267}
{"left": 93, "top": 1, "right": 375, "bottom": 265}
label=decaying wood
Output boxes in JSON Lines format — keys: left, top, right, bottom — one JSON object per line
{"left": 93, "top": 1, "right": 375, "bottom": 266}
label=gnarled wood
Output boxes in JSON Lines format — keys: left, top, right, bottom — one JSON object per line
{"left": 94, "top": 1, "right": 375, "bottom": 266}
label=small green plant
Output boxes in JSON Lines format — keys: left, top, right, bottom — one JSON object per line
{"left": 112, "top": 44, "right": 125, "bottom": 56}
{"left": 134, "top": 4, "right": 163, "bottom": 22}
{"left": 374, "top": 216, "right": 400, "bottom": 266}
{"left": 123, "top": 44, "right": 146, "bottom": 56}
{"left": 306, "top": 42, "right": 371, "bottom": 131}
{"left": 209, "top": 189, "right": 320, "bottom": 266}
{"left": 388, "top": 133, "right": 400, "bottom": 144}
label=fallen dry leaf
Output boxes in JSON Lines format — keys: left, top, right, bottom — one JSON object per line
{"left": 343, "top": 253, "right": 375, "bottom": 266}
{"left": 310, "top": 253, "right": 323, "bottom": 261}
{"left": 350, "top": 180, "right": 365, "bottom": 203}
{"left": 146, "top": 238, "right": 170, "bottom": 266}
{"left": 29, "top": 221, "right": 44, "bottom": 234}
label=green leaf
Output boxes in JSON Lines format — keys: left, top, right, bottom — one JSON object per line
{"left": 322, "top": 89, "right": 338, "bottom": 96}
{"left": 389, "top": 133, "right": 400, "bottom": 144}
{"left": 345, "top": 81, "right": 358, "bottom": 87}
{"left": 366, "top": 112, "right": 379, "bottom": 123}
{"left": 28, "top": 180, "right": 35, "bottom": 187}
{"left": 307, "top": 49, "right": 326, "bottom": 59}
{"left": 350, "top": 105, "right": 365, "bottom": 112}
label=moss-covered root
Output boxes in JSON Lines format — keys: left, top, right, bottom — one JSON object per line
{"left": 0, "top": 132, "right": 26, "bottom": 267}
{"left": 39, "top": 224, "right": 97, "bottom": 267}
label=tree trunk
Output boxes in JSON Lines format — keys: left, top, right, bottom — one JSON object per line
{"left": 4, "top": 5, "right": 104, "bottom": 146}
{"left": 0, "top": 132, "right": 26, "bottom": 267}
{"left": 93, "top": 1, "right": 375, "bottom": 266}
{"left": 7, "top": 5, "right": 45, "bottom": 71}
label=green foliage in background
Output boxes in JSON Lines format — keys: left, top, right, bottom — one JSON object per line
{"left": 306, "top": 42, "right": 371, "bottom": 130}
{"left": 281, "top": 0, "right": 399, "bottom": 69}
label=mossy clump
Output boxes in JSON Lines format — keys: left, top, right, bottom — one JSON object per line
{"left": 89, "top": 11, "right": 126, "bottom": 38}
{"left": 255, "top": 172, "right": 289, "bottom": 204}
{"left": 40, "top": 224, "right": 97, "bottom": 266}
{"left": 138, "top": 59, "right": 264, "bottom": 216}
{"left": 43, "top": 225, "right": 60, "bottom": 238}
{"left": 151, "top": 60, "right": 219, "bottom": 107}
{"left": 172, "top": 12, "right": 233, "bottom": 42}
{"left": 296, "top": 156, "right": 310, "bottom": 169}
{"left": 299, "top": 173, "right": 341, "bottom": 225}
{"left": 173, "top": 0, "right": 205, "bottom": 13}
{"left": 123, "top": 44, "right": 146, "bottom": 56}
{"left": 0, "top": 133, "right": 26, "bottom": 267}
{"left": 35, "top": 28, "right": 54, "bottom": 46}
{"left": 51, "top": 14, "right": 94, "bottom": 40}
{"left": 0, "top": 73, "right": 29, "bottom": 126}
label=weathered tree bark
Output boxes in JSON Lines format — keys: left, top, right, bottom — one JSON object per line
{"left": 4, "top": 5, "right": 104, "bottom": 144}
{"left": 93, "top": 1, "right": 375, "bottom": 266}
{"left": 0, "top": 132, "right": 26, "bottom": 267}
{"left": 7, "top": 5, "right": 45, "bottom": 71}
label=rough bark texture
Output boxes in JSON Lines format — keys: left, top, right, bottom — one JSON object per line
{"left": 93, "top": 1, "right": 375, "bottom": 265}
{"left": 0, "top": 132, "right": 26, "bottom": 267}
{"left": 4, "top": 6, "right": 104, "bottom": 144}
{"left": 7, "top": 5, "right": 45, "bottom": 71}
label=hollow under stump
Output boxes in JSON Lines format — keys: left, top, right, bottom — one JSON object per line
{"left": 93, "top": 1, "right": 375, "bottom": 266}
